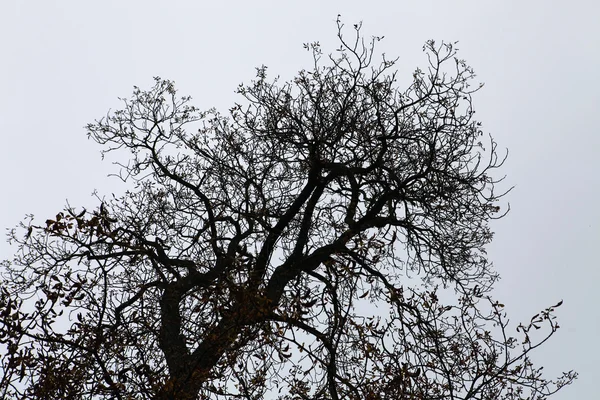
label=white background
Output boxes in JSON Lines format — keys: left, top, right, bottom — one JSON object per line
{"left": 1, "top": 1, "right": 598, "bottom": 397}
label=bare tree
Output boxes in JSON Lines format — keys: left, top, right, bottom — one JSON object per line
{"left": 0, "top": 19, "right": 576, "bottom": 399}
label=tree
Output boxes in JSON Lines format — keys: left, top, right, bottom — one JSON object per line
{"left": 0, "top": 19, "right": 576, "bottom": 399}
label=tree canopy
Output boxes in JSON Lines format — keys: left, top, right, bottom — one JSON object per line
{"left": 0, "top": 19, "right": 576, "bottom": 399}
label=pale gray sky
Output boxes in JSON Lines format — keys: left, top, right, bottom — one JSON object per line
{"left": 1, "top": 1, "right": 598, "bottom": 397}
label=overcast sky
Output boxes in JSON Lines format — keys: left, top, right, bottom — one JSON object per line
{"left": 1, "top": 1, "right": 598, "bottom": 397}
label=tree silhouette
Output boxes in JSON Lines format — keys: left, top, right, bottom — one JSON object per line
{"left": 1, "top": 19, "right": 576, "bottom": 400}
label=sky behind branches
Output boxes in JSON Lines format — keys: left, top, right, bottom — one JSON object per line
{"left": 1, "top": 1, "right": 598, "bottom": 397}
